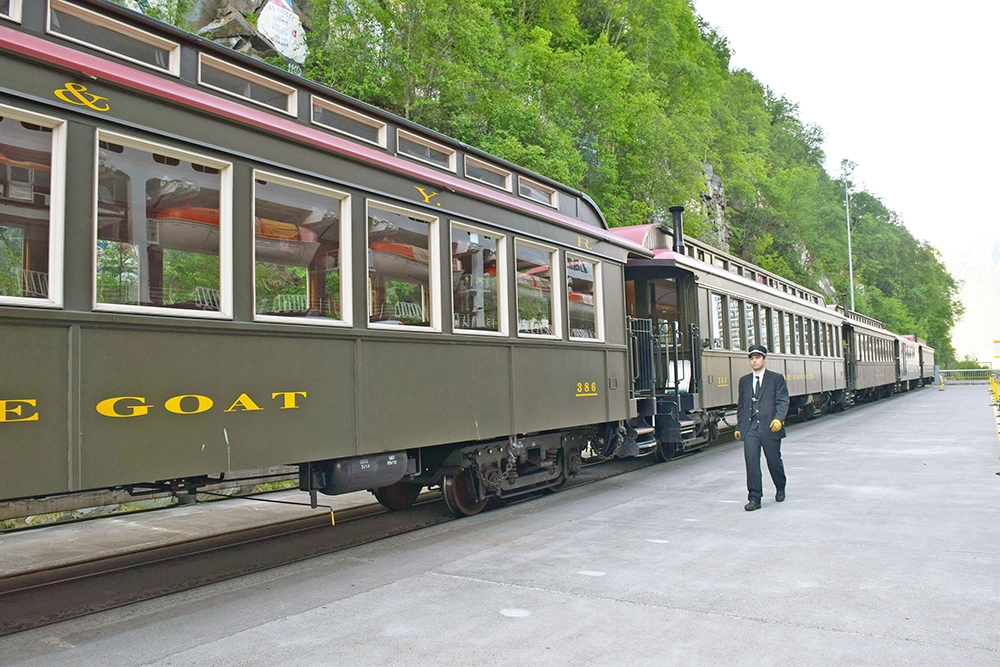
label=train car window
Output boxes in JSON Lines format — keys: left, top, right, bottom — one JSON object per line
{"left": 515, "top": 240, "right": 559, "bottom": 337}
{"left": 464, "top": 156, "right": 512, "bottom": 192}
{"left": 567, "top": 254, "right": 602, "bottom": 341}
{"left": 770, "top": 309, "right": 781, "bottom": 353}
{"left": 711, "top": 293, "right": 725, "bottom": 349}
{"left": 198, "top": 54, "right": 297, "bottom": 116}
{"left": 744, "top": 301, "right": 756, "bottom": 347}
{"left": 697, "top": 250, "right": 705, "bottom": 262}
{"left": 311, "top": 97, "right": 386, "bottom": 147}
{"left": 820, "top": 324, "right": 827, "bottom": 357}
{"left": 517, "top": 177, "right": 558, "bottom": 209}
{"left": 728, "top": 298, "right": 742, "bottom": 351}
{"left": 759, "top": 306, "right": 769, "bottom": 351}
{"left": 793, "top": 316, "right": 803, "bottom": 355}
{"left": 252, "top": 173, "right": 349, "bottom": 325}
{"left": 0, "top": 106, "right": 65, "bottom": 307}
{"left": 367, "top": 201, "right": 438, "bottom": 330}
{"left": 1, "top": 0, "right": 21, "bottom": 22}
{"left": 782, "top": 312, "right": 791, "bottom": 354}
{"left": 47, "top": 0, "right": 180, "bottom": 75}
{"left": 94, "top": 133, "right": 231, "bottom": 316}
{"left": 803, "top": 318, "right": 813, "bottom": 355}
{"left": 451, "top": 222, "right": 505, "bottom": 335}
{"left": 397, "top": 130, "right": 456, "bottom": 172}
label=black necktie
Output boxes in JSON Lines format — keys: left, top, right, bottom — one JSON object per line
{"left": 754, "top": 375, "right": 760, "bottom": 398}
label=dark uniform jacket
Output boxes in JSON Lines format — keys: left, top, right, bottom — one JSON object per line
{"left": 736, "top": 368, "right": 790, "bottom": 441}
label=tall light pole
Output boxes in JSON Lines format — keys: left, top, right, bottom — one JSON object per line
{"left": 841, "top": 159, "right": 857, "bottom": 312}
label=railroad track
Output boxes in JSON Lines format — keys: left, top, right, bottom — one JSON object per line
{"left": 0, "top": 457, "right": 661, "bottom": 636}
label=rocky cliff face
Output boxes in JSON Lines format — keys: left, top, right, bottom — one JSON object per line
{"left": 702, "top": 162, "right": 729, "bottom": 250}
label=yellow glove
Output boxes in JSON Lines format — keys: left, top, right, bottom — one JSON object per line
{"left": 769, "top": 419, "right": 782, "bottom": 433}
{"left": 734, "top": 430, "right": 741, "bottom": 440}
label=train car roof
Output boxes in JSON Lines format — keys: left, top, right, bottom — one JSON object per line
{"left": 613, "top": 224, "right": 840, "bottom": 320}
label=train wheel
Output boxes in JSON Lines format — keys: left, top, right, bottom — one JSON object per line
{"left": 372, "top": 481, "right": 423, "bottom": 511}
{"left": 655, "top": 439, "right": 677, "bottom": 463}
{"left": 442, "top": 469, "right": 487, "bottom": 517}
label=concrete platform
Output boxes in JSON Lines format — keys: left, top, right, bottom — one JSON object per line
{"left": 0, "top": 490, "right": 367, "bottom": 580}
{"left": 1, "top": 384, "right": 998, "bottom": 666}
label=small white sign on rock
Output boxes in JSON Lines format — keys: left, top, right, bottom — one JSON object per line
{"left": 257, "top": 0, "right": 307, "bottom": 64}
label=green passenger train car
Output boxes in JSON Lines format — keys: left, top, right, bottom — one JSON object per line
{"left": 0, "top": 0, "right": 654, "bottom": 515}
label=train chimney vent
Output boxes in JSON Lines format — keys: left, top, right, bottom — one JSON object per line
{"left": 669, "top": 206, "right": 685, "bottom": 255}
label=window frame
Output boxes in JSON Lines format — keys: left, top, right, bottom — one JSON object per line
{"left": 710, "top": 292, "right": 725, "bottom": 349}
{"left": 728, "top": 297, "right": 743, "bottom": 351}
{"left": 47, "top": 0, "right": 180, "bottom": 76}
{"left": 565, "top": 251, "right": 603, "bottom": 343}
{"left": 396, "top": 129, "right": 456, "bottom": 172}
{"left": 310, "top": 96, "right": 387, "bottom": 148}
{"left": 464, "top": 155, "right": 512, "bottom": 192}
{"left": 771, "top": 309, "right": 782, "bottom": 354}
{"left": 0, "top": 103, "right": 66, "bottom": 309}
{"left": 744, "top": 301, "right": 756, "bottom": 348}
{"left": 449, "top": 220, "right": 508, "bottom": 337}
{"left": 517, "top": 176, "right": 559, "bottom": 209}
{"left": 251, "top": 170, "right": 352, "bottom": 327}
{"left": 1, "top": 0, "right": 22, "bottom": 22}
{"left": 92, "top": 130, "right": 233, "bottom": 319}
{"left": 366, "top": 199, "right": 440, "bottom": 332}
{"left": 514, "top": 238, "right": 561, "bottom": 339}
{"left": 198, "top": 53, "right": 297, "bottom": 116}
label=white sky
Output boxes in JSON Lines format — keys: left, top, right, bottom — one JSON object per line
{"left": 693, "top": 0, "right": 1000, "bottom": 365}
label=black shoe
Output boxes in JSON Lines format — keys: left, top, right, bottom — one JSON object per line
{"left": 744, "top": 500, "right": 761, "bottom": 511}
{"left": 775, "top": 489, "right": 785, "bottom": 502}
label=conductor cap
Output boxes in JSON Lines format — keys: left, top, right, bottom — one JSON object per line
{"left": 748, "top": 344, "right": 768, "bottom": 358}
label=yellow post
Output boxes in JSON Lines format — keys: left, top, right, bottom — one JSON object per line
{"left": 939, "top": 374, "right": 945, "bottom": 391}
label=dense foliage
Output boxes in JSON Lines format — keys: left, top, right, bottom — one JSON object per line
{"left": 158, "top": 0, "right": 963, "bottom": 362}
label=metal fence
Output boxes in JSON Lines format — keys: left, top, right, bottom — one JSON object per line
{"left": 938, "top": 369, "right": 998, "bottom": 385}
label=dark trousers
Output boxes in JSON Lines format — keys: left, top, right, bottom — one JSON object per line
{"left": 744, "top": 426, "right": 786, "bottom": 502}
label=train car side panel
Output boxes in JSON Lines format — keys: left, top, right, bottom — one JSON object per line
{"left": 358, "top": 340, "right": 511, "bottom": 449}
{"left": 78, "top": 328, "right": 356, "bottom": 488}
{"left": 512, "top": 347, "right": 619, "bottom": 432}
{"left": 0, "top": 324, "right": 71, "bottom": 499}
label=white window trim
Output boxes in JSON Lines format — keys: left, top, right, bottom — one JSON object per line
{"left": 517, "top": 176, "right": 559, "bottom": 209}
{"left": 0, "top": 103, "right": 65, "bottom": 309}
{"left": 198, "top": 53, "right": 297, "bottom": 116}
{"left": 463, "top": 155, "right": 512, "bottom": 192}
{"left": 565, "top": 252, "right": 603, "bottom": 342}
{"left": 310, "top": 96, "right": 386, "bottom": 148}
{"left": 252, "top": 170, "right": 352, "bottom": 327}
{"left": 92, "top": 131, "right": 233, "bottom": 319}
{"left": 2, "top": 0, "right": 22, "bottom": 23}
{"left": 366, "top": 200, "right": 440, "bottom": 333}
{"left": 514, "top": 239, "right": 561, "bottom": 340}
{"left": 396, "top": 129, "right": 456, "bottom": 172}
{"left": 450, "top": 221, "right": 507, "bottom": 337}
{"left": 47, "top": 0, "right": 180, "bottom": 76}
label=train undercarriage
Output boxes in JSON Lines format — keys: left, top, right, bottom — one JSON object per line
{"left": 298, "top": 420, "right": 659, "bottom": 518}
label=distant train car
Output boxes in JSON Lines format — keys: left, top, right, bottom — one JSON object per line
{"left": 896, "top": 335, "right": 922, "bottom": 390}
{"left": 919, "top": 341, "right": 936, "bottom": 385}
{"left": 842, "top": 313, "right": 899, "bottom": 400}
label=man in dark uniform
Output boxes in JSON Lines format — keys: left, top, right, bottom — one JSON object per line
{"left": 735, "top": 344, "right": 789, "bottom": 511}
